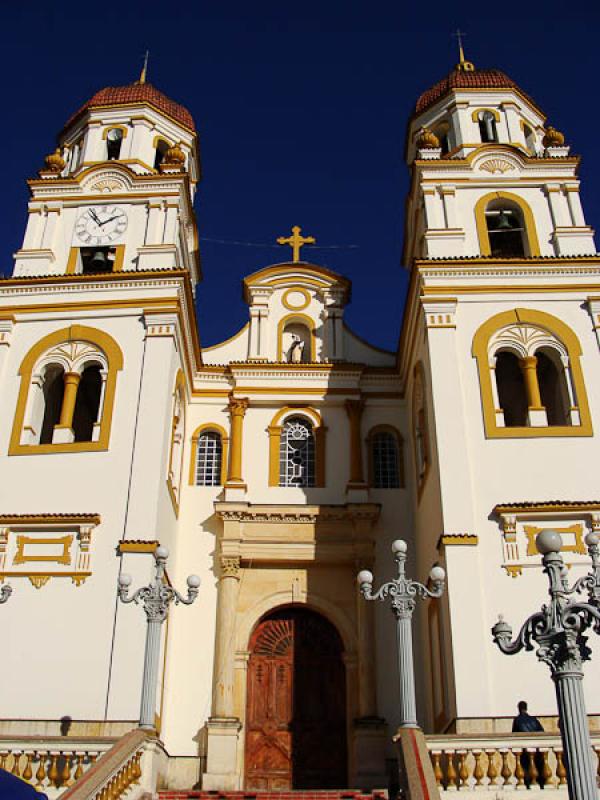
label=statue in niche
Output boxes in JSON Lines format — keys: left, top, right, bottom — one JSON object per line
{"left": 288, "top": 334, "right": 305, "bottom": 363}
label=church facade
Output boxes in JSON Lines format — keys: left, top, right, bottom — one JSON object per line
{"left": 1, "top": 53, "right": 599, "bottom": 792}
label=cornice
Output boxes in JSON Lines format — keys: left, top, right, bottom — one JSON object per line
{"left": 493, "top": 500, "right": 600, "bottom": 516}
{"left": 214, "top": 502, "right": 381, "bottom": 524}
{"left": 0, "top": 513, "right": 101, "bottom": 525}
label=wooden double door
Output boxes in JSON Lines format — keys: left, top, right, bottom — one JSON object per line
{"left": 244, "top": 607, "right": 347, "bottom": 790}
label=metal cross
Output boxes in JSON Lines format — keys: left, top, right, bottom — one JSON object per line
{"left": 277, "top": 226, "right": 316, "bottom": 263}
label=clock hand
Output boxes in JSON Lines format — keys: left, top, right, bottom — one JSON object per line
{"left": 89, "top": 209, "right": 101, "bottom": 225}
{"left": 98, "top": 215, "right": 121, "bottom": 227}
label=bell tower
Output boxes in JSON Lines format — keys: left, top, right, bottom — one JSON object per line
{"left": 399, "top": 52, "right": 600, "bottom": 735}
{"left": 403, "top": 51, "right": 595, "bottom": 261}
{"left": 14, "top": 71, "right": 201, "bottom": 280}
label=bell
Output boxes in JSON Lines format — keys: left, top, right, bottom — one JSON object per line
{"left": 90, "top": 250, "right": 108, "bottom": 270}
{"left": 496, "top": 209, "right": 513, "bottom": 230}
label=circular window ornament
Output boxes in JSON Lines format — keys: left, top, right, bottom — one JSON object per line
{"left": 282, "top": 288, "right": 310, "bottom": 311}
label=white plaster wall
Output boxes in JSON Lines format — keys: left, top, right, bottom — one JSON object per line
{"left": 424, "top": 294, "right": 600, "bottom": 723}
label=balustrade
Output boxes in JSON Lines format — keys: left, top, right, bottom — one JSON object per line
{"left": 0, "top": 737, "right": 114, "bottom": 797}
{"left": 427, "top": 734, "right": 600, "bottom": 793}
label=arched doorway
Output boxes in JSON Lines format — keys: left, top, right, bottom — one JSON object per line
{"left": 244, "top": 607, "right": 347, "bottom": 790}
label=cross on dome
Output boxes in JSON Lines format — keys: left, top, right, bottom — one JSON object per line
{"left": 276, "top": 226, "right": 316, "bottom": 263}
{"left": 452, "top": 28, "right": 475, "bottom": 72}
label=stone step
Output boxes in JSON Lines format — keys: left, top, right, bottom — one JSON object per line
{"left": 158, "top": 792, "right": 388, "bottom": 800}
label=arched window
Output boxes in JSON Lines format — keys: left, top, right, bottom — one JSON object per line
{"left": 495, "top": 351, "right": 528, "bottom": 427}
{"left": 167, "top": 374, "right": 186, "bottom": 510}
{"left": 72, "top": 364, "right": 103, "bottom": 442}
{"left": 10, "top": 326, "right": 123, "bottom": 455}
{"left": 106, "top": 128, "right": 123, "bottom": 160}
{"left": 39, "top": 365, "right": 65, "bottom": 445}
{"left": 369, "top": 428, "right": 403, "bottom": 488}
{"left": 475, "top": 192, "right": 540, "bottom": 258}
{"left": 472, "top": 309, "right": 592, "bottom": 438}
{"left": 412, "top": 364, "right": 429, "bottom": 490}
{"left": 280, "top": 416, "right": 315, "bottom": 487}
{"left": 154, "top": 139, "right": 170, "bottom": 170}
{"left": 485, "top": 200, "right": 526, "bottom": 258}
{"left": 196, "top": 430, "right": 223, "bottom": 486}
{"left": 536, "top": 349, "right": 570, "bottom": 426}
{"left": 478, "top": 110, "right": 498, "bottom": 143}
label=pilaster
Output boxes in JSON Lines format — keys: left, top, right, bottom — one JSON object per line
{"left": 224, "top": 396, "right": 249, "bottom": 500}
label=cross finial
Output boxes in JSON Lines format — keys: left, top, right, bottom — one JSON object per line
{"left": 139, "top": 50, "right": 149, "bottom": 84}
{"left": 276, "top": 226, "right": 316, "bottom": 263}
{"left": 452, "top": 29, "right": 474, "bottom": 72}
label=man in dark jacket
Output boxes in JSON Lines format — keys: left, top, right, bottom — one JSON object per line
{"left": 512, "top": 700, "right": 544, "bottom": 733}
{"left": 513, "top": 701, "right": 545, "bottom": 786}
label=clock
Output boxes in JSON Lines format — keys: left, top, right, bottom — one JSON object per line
{"left": 74, "top": 205, "right": 128, "bottom": 246}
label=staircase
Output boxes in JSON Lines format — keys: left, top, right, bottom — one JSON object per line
{"left": 159, "top": 792, "right": 388, "bottom": 800}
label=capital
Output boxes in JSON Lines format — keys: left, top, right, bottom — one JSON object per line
{"left": 228, "top": 396, "right": 249, "bottom": 418}
{"left": 220, "top": 556, "right": 241, "bottom": 578}
{"left": 345, "top": 398, "right": 364, "bottom": 419}
{"left": 519, "top": 356, "right": 538, "bottom": 370}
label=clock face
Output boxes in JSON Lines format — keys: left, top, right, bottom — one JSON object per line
{"left": 75, "top": 205, "right": 128, "bottom": 245}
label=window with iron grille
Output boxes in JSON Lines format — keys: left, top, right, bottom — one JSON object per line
{"left": 279, "top": 417, "right": 315, "bottom": 487}
{"left": 372, "top": 431, "right": 401, "bottom": 488}
{"left": 196, "top": 431, "right": 223, "bottom": 486}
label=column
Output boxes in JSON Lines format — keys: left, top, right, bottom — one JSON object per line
{"left": 546, "top": 185, "right": 570, "bottom": 227}
{"left": 345, "top": 399, "right": 366, "bottom": 490}
{"left": 440, "top": 187, "right": 458, "bottom": 228}
{"left": 519, "top": 356, "right": 547, "bottom": 426}
{"left": 248, "top": 307, "right": 260, "bottom": 359}
{"left": 226, "top": 396, "right": 249, "bottom": 489}
{"left": 422, "top": 188, "right": 443, "bottom": 229}
{"left": 212, "top": 556, "right": 241, "bottom": 719}
{"left": 52, "top": 372, "right": 81, "bottom": 443}
{"left": 22, "top": 210, "right": 43, "bottom": 249}
{"left": 356, "top": 574, "right": 377, "bottom": 717}
{"left": 163, "top": 205, "right": 178, "bottom": 244}
{"left": 203, "top": 555, "right": 243, "bottom": 790}
{"left": 145, "top": 203, "right": 164, "bottom": 245}
{"left": 565, "top": 187, "right": 586, "bottom": 226}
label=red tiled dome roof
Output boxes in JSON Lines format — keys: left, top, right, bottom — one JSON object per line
{"left": 414, "top": 68, "right": 539, "bottom": 116}
{"left": 65, "top": 82, "right": 195, "bottom": 132}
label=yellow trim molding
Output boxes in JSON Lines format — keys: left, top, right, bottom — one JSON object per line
{"left": 9, "top": 325, "right": 124, "bottom": 455}
{"left": 472, "top": 308, "right": 593, "bottom": 438}
{"left": 268, "top": 406, "right": 325, "bottom": 487}
{"left": 524, "top": 524, "right": 585, "bottom": 557}
{"left": 439, "top": 534, "right": 478, "bottom": 547}
{"left": 474, "top": 191, "right": 541, "bottom": 257}
{"left": 0, "top": 513, "right": 100, "bottom": 525}
{"left": 13, "top": 534, "right": 73, "bottom": 565}
{"left": 366, "top": 424, "right": 405, "bottom": 488}
{"left": 152, "top": 134, "right": 172, "bottom": 148}
{"left": 277, "top": 312, "right": 317, "bottom": 361}
{"left": 471, "top": 108, "right": 501, "bottom": 122}
{"left": 118, "top": 541, "right": 159, "bottom": 554}
{"left": 282, "top": 287, "right": 311, "bottom": 311}
{"left": 188, "top": 423, "right": 229, "bottom": 486}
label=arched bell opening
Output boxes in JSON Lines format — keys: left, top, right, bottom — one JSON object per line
{"left": 244, "top": 606, "right": 347, "bottom": 790}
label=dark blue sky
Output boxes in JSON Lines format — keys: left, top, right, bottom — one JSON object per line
{"left": 1, "top": 2, "right": 597, "bottom": 349}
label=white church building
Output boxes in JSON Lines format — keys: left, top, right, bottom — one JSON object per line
{"left": 1, "top": 50, "right": 600, "bottom": 796}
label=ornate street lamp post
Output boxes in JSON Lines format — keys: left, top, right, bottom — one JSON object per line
{"left": 492, "top": 529, "right": 600, "bottom": 800}
{"left": 0, "top": 584, "right": 12, "bottom": 604}
{"left": 118, "top": 545, "right": 200, "bottom": 730}
{"left": 357, "top": 539, "right": 445, "bottom": 728}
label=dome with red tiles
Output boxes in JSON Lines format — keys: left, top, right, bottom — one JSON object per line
{"left": 414, "top": 67, "right": 539, "bottom": 117}
{"left": 65, "top": 82, "right": 195, "bottom": 133}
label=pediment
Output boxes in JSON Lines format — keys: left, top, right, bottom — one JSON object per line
{"left": 243, "top": 262, "right": 351, "bottom": 304}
